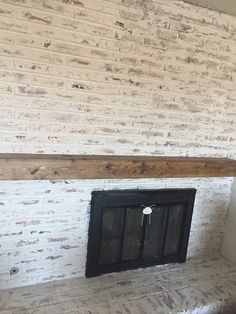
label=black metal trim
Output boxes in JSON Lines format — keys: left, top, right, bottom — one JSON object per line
{"left": 86, "top": 188, "right": 196, "bottom": 278}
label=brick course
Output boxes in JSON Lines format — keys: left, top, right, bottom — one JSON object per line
{"left": 0, "top": 0, "right": 235, "bottom": 157}
{"left": 0, "top": 0, "right": 236, "bottom": 289}
{"left": 0, "top": 177, "right": 232, "bottom": 289}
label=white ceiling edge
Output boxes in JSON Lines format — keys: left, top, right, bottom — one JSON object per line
{"left": 184, "top": 0, "right": 236, "bottom": 17}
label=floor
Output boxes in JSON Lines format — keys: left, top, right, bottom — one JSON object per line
{"left": 1, "top": 255, "right": 236, "bottom": 314}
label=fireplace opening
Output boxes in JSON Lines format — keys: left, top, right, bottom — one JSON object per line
{"left": 86, "top": 189, "right": 196, "bottom": 277}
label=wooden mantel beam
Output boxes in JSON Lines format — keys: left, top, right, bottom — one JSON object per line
{"left": 0, "top": 154, "right": 236, "bottom": 181}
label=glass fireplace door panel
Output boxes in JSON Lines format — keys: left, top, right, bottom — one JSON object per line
{"left": 86, "top": 189, "right": 196, "bottom": 277}
{"left": 143, "top": 206, "right": 167, "bottom": 259}
{"left": 164, "top": 204, "right": 185, "bottom": 256}
{"left": 99, "top": 207, "right": 125, "bottom": 265}
{"left": 122, "top": 207, "right": 143, "bottom": 261}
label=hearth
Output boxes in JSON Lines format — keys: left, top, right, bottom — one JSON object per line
{"left": 86, "top": 189, "right": 196, "bottom": 277}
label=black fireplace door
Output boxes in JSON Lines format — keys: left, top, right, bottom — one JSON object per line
{"left": 86, "top": 189, "right": 196, "bottom": 277}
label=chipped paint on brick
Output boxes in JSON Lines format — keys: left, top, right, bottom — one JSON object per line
{"left": 0, "top": 0, "right": 235, "bottom": 291}
{"left": 0, "top": 177, "right": 233, "bottom": 289}
{"left": 0, "top": 0, "right": 235, "bottom": 157}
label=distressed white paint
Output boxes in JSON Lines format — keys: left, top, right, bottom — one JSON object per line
{"left": 221, "top": 178, "right": 236, "bottom": 263}
{"left": 1, "top": 255, "right": 236, "bottom": 313}
{"left": 0, "top": 0, "right": 235, "bottom": 157}
{"left": 0, "top": 0, "right": 236, "bottom": 291}
{"left": 0, "top": 177, "right": 232, "bottom": 289}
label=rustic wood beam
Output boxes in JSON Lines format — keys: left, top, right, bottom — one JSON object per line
{"left": 0, "top": 154, "right": 235, "bottom": 180}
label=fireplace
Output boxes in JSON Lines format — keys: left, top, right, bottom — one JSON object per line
{"left": 86, "top": 189, "right": 196, "bottom": 277}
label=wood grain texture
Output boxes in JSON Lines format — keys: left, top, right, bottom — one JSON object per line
{"left": 0, "top": 154, "right": 235, "bottom": 180}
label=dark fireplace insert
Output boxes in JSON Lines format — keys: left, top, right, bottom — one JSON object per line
{"left": 86, "top": 189, "right": 196, "bottom": 277}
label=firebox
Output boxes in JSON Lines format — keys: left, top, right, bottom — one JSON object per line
{"left": 86, "top": 189, "right": 196, "bottom": 277}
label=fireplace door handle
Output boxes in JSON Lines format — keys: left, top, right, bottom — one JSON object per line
{"left": 148, "top": 213, "right": 151, "bottom": 226}
{"left": 141, "top": 212, "right": 152, "bottom": 227}
{"left": 141, "top": 213, "right": 144, "bottom": 226}
{"left": 141, "top": 205, "right": 154, "bottom": 226}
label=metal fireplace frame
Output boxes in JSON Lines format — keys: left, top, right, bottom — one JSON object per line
{"left": 86, "top": 189, "right": 196, "bottom": 277}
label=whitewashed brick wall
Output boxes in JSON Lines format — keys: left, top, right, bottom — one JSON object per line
{"left": 0, "top": 0, "right": 235, "bottom": 157}
{"left": 0, "top": 177, "right": 233, "bottom": 289}
{"left": 0, "top": 0, "right": 236, "bottom": 290}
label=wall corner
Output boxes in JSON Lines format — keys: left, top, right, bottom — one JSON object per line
{"left": 221, "top": 178, "right": 236, "bottom": 263}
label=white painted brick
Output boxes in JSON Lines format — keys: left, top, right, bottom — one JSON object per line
{"left": 0, "top": 0, "right": 235, "bottom": 290}
{"left": 0, "top": 177, "right": 233, "bottom": 289}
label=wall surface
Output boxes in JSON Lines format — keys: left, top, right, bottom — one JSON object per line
{"left": 221, "top": 178, "right": 236, "bottom": 263}
{"left": 184, "top": 0, "right": 236, "bottom": 17}
{"left": 0, "top": 177, "right": 232, "bottom": 289}
{"left": 0, "top": 0, "right": 235, "bottom": 157}
{"left": 0, "top": 0, "right": 236, "bottom": 290}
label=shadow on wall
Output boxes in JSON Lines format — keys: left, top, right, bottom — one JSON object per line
{"left": 221, "top": 178, "right": 236, "bottom": 263}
